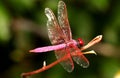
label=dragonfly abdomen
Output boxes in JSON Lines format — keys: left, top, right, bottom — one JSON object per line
{"left": 30, "top": 44, "right": 66, "bottom": 53}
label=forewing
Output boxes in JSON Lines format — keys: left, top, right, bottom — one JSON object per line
{"left": 45, "top": 8, "right": 74, "bottom": 72}
{"left": 55, "top": 47, "right": 74, "bottom": 72}
{"left": 45, "top": 8, "right": 65, "bottom": 45}
{"left": 58, "top": 1, "right": 72, "bottom": 41}
{"left": 70, "top": 45, "right": 89, "bottom": 68}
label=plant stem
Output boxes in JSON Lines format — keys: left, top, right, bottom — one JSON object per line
{"left": 21, "top": 35, "right": 102, "bottom": 78}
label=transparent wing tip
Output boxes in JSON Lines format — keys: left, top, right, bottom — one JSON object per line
{"left": 45, "top": 8, "right": 52, "bottom": 21}
{"left": 80, "top": 60, "right": 89, "bottom": 68}
{"left": 45, "top": 8, "right": 49, "bottom": 13}
{"left": 82, "top": 63, "right": 89, "bottom": 68}
{"left": 59, "top": 1, "right": 65, "bottom": 5}
{"left": 58, "top": 1, "right": 65, "bottom": 8}
{"left": 62, "top": 64, "right": 74, "bottom": 73}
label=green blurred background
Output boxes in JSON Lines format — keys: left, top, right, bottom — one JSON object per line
{"left": 0, "top": 0, "right": 120, "bottom": 78}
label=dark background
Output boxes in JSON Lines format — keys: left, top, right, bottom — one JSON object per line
{"left": 0, "top": 0, "right": 120, "bottom": 78}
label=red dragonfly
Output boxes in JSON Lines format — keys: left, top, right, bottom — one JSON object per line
{"left": 30, "top": 1, "right": 102, "bottom": 72}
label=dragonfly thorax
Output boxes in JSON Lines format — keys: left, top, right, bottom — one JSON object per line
{"left": 66, "top": 39, "right": 84, "bottom": 48}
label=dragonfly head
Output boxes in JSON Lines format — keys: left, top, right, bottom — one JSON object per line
{"left": 77, "top": 38, "right": 84, "bottom": 48}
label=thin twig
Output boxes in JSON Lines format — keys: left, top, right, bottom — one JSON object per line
{"left": 21, "top": 35, "right": 102, "bottom": 78}
{"left": 21, "top": 53, "right": 70, "bottom": 78}
{"left": 81, "top": 35, "right": 102, "bottom": 51}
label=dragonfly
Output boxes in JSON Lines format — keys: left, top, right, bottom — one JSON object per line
{"left": 30, "top": 1, "right": 102, "bottom": 72}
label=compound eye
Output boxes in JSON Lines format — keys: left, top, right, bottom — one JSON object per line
{"left": 77, "top": 38, "right": 84, "bottom": 47}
